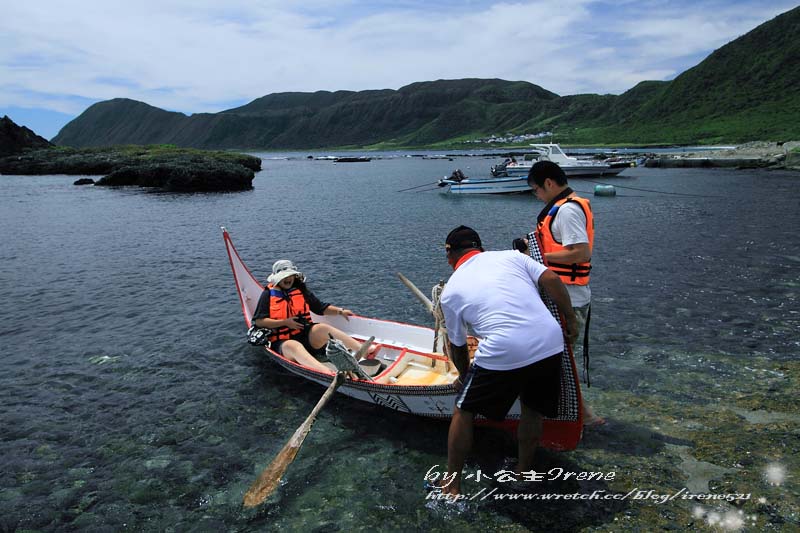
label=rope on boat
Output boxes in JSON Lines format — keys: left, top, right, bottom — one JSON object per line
{"left": 430, "top": 281, "right": 451, "bottom": 371}
{"left": 397, "top": 180, "right": 441, "bottom": 192}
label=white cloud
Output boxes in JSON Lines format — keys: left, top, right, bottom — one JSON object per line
{"left": 0, "top": 0, "right": 796, "bottom": 126}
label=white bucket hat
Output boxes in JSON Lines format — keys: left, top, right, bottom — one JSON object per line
{"left": 267, "top": 259, "right": 303, "bottom": 285}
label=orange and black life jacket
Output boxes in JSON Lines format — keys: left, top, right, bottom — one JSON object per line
{"left": 266, "top": 284, "right": 313, "bottom": 342}
{"left": 537, "top": 193, "right": 593, "bottom": 285}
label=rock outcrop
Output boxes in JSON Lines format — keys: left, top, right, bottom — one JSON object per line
{"left": 0, "top": 116, "right": 52, "bottom": 157}
{"left": 95, "top": 161, "right": 254, "bottom": 192}
{"left": 0, "top": 145, "right": 260, "bottom": 192}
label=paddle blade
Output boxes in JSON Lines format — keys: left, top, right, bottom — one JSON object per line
{"left": 242, "top": 373, "right": 344, "bottom": 508}
{"left": 242, "top": 442, "right": 301, "bottom": 507}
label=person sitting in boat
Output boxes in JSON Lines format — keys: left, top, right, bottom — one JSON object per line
{"left": 251, "top": 260, "right": 372, "bottom": 374}
{"left": 450, "top": 169, "right": 466, "bottom": 182}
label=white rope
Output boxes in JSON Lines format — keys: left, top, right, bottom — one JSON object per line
{"left": 430, "top": 281, "right": 451, "bottom": 368}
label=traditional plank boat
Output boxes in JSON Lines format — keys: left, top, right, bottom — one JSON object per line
{"left": 223, "top": 228, "right": 583, "bottom": 450}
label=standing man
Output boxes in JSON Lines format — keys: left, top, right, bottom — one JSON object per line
{"left": 527, "top": 160, "right": 604, "bottom": 426}
{"left": 438, "top": 226, "right": 578, "bottom": 497}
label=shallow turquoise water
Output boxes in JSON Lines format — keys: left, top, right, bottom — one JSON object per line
{"left": 0, "top": 155, "right": 798, "bottom": 531}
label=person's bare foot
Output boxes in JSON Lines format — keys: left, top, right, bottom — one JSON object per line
{"left": 583, "top": 405, "right": 606, "bottom": 427}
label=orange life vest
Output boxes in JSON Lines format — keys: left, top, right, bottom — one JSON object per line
{"left": 266, "top": 284, "right": 313, "bottom": 342}
{"left": 537, "top": 195, "right": 593, "bottom": 285}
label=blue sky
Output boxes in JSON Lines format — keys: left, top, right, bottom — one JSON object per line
{"left": 1, "top": 0, "right": 796, "bottom": 140}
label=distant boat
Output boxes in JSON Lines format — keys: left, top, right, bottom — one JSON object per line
{"left": 491, "top": 144, "right": 628, "bottom": 178}
{"left": 334, "top": 156, "right": 371, "bottom": 163}
{"left": 437, "top": 169, "right": 531, "bottom": 195}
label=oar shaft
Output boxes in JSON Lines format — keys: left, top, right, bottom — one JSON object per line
{"left": 396, "top": 272, "right": 433, "bottom": 313}
{"left": 243, "top": 373, "right": 344, "bottom": 508}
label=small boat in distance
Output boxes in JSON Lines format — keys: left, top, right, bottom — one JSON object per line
{"left": 222, "top": 227, "right": 583, "bottom": 450}
{"left": 334, "top": 156, "right": 371, "bottom": 163}
{"left": 491, "top": 143, "right": 628, "bottom": 178}
{"left": 438, "top": 169, "right": 532, "bottom": 195}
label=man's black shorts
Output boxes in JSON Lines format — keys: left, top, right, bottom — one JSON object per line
{"left": 455, "top": 353, "right": 562, "bottom": 421}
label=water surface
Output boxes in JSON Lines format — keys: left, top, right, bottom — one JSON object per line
{"left": 1, "top": 155, "right": 797, "bottom": 531}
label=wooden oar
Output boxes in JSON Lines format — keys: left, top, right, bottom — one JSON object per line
{"left": 396, "top": 272, "right": 433, "bottom": 313}
{"left": 243, "top": 372, "right": 344, "bottom": 507}
{"left": 242, "top": 339, "right": 374, "bottom": 508}
{"left": 397, "top": 273, "right": 451, "bottom": 369}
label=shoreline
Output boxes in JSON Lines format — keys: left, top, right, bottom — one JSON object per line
{"left": 643, "top": 141, "right": 800, "bottom": 171}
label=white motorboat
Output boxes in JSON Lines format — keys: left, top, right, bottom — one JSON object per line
{"left": 437, "top": 171, "right": 532, "bottom": 195}
{"left": 491, "top": 144, "right": 628, "bottom": 178}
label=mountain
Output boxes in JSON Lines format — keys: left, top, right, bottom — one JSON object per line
{"left": 53, "top": 79, "right": 560, "bottom": 149}
{"left": 0, "top": 116, "right": 53, "bottom": 157}
{"left": 559, "top": 4, "right": 800, "bottom": 144}
{"left": 53, "top": 7, "right": 800, "bottom": 148}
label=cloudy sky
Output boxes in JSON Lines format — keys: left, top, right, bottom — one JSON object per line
{"left": 1, "top": 0, "right": 796, "bottom": 139}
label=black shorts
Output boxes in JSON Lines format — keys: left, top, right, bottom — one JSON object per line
{"left": 272, "top": 325, "right": 327, "bottom": 359}
{"left": 456, "top": 353, "right": 562, "bottom": 421}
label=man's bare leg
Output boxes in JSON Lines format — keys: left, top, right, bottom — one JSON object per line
{"left": 441, "top": 406, "right": 474, "bottom": 496}
{"left": 517, "top": 402, "right": 543, "bottom": 473}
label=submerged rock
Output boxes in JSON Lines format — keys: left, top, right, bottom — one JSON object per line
{"left": 73, "top": 178, "right": 95, "bottom": 185}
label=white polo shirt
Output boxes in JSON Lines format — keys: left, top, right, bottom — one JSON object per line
{"left": 440, "top": 250, "right": 564, "bottom": 370}
{"left": 551, "top": 201, "right": 591, "bottom": 307}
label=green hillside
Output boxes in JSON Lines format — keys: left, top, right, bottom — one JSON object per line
{"left": 53, "top": 6, "right": 800, "bottom": 149}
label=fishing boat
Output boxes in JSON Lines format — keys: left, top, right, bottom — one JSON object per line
{"left": 223, "top": 227, "right": 583, "bottom": 450}
{"left": 491, "top": 144, "right": 628, "bottom": 178}
{"left": 437, "top": 173, "right": 532, "bottom": 195}
{"left": 333, "top": 156, "right": 371, "bottom": 163}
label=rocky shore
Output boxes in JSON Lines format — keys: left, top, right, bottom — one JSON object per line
{"left": 0, "top": 145, "right": 262, "bottom": 192}
{"left": 645, "top": 141, "right": 800, "bottom": 170}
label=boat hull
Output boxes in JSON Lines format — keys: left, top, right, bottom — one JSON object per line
{"left": 439, "top": 176, "right": 531, "bottom": 194}
{"left": 502, "top": 164, "right": 626, "bottom": 178}
{"left": 261, "top": 337, "right": 586, "bottom": 451}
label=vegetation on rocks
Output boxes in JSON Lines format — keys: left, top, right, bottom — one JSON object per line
{"left": 0, "top": 145, "right": 261, "bottom": 192}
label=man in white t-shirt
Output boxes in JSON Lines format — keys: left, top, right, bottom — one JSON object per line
{"left": 527, "top": 160, "right": 603, "bottom": 426}
{"left": 436, "top": 226, "right": 577, "bottom": 497}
